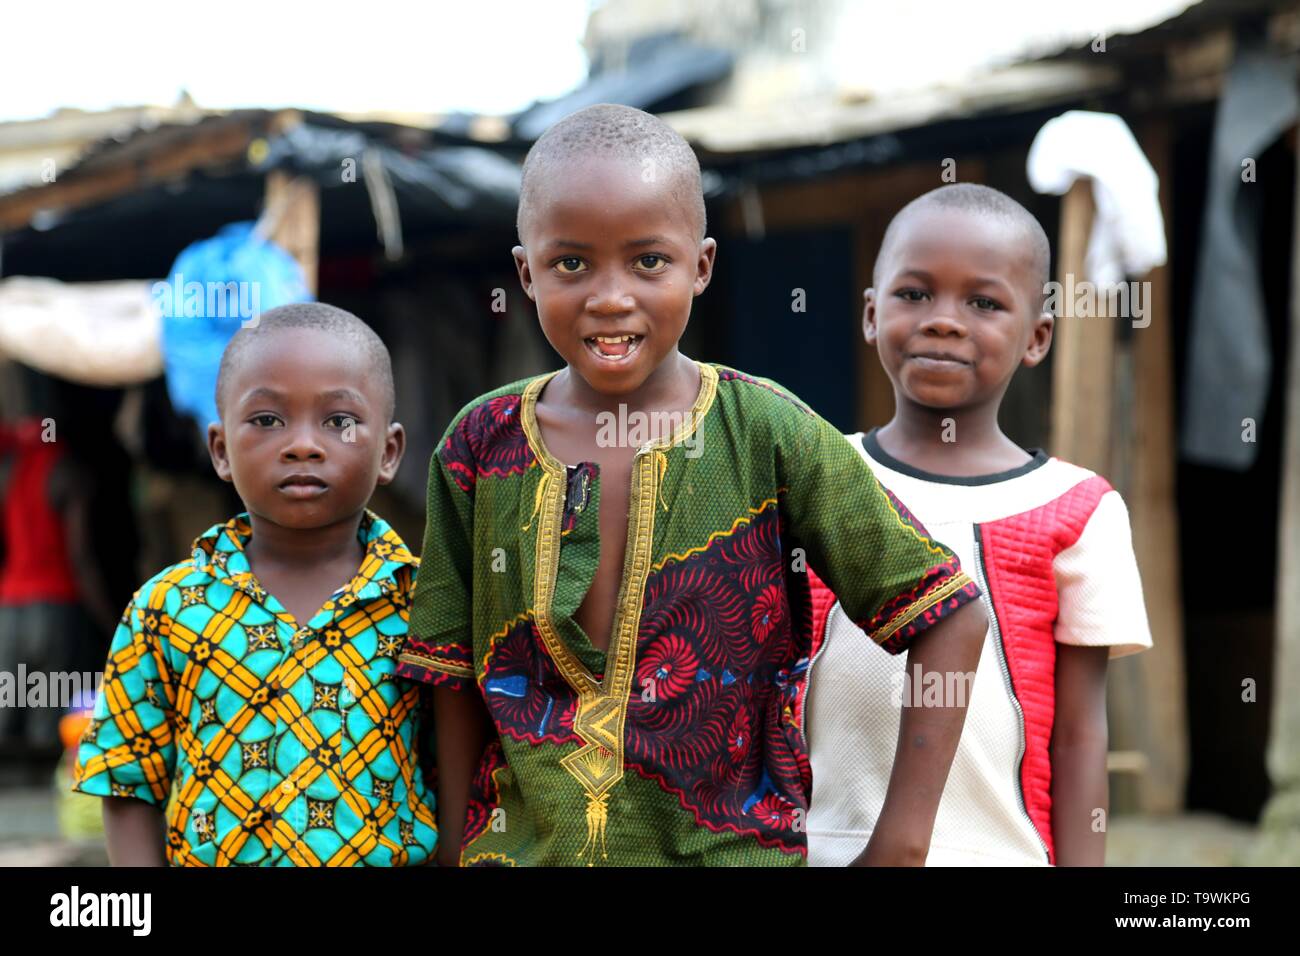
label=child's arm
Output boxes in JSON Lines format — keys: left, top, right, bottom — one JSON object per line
{"left": 853, "top": 598, "right": 987, "bottom": 866}
{"left": 73, "top": 577, "right": 179, "bottom": 865}
{"left": 1051, "top": 488, "right": 1152, "bottom": 865}
{"left": 395, "top": 418, "right": 485, "bottom": 865}
{"left": 432, "top": 685, "right": 493, "bottom": 867}
{"left": 103, "top": 797, "right": 167, "bottom": 866}
{"left": 1050, "top": 644, "right": 1109, "bottom": 865}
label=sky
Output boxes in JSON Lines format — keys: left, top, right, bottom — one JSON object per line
{"left": 0, "top": 0, "right": 593, "bottom": 122}
{"left": 824, "top": 0, "right": 1200, "bottom": 96}
{"left": 0, "top": 0, "right": 1202, "bottom": 124}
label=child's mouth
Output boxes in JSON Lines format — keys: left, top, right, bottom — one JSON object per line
{"left": 909, "top": 353, "right": 972, "bottom": 372}
{"left": 277, "top": 475, "right": 329, "bottom": 499}
{"left": 584, "top": 334, "right": 644, "bottom": 363}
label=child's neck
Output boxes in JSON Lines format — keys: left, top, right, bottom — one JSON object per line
{"left": 243, "top": 510, "right": 366, "bottom": 576}
{"left": 560, "top": 350, "right": 699, "bottom": 417}
{"left": 878, "top": 400, "right": 1030, "bottom": 477}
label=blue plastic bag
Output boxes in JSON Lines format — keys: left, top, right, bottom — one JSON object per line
{"left": 157, "top": 221, "right": 312, "bottom": 430}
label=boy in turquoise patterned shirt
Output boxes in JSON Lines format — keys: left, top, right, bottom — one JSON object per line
{"left": 74, "top": 303, "right": 437, "bottom": 865}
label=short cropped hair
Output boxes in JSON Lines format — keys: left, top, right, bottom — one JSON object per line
{"left": 875, "top": 183, "right": 1052, "bottom": 305}
{"left": 517, "top": 103, "right": 707, "bottom": 241}
{"left": 215, "top": 302, "right": 396, "bottom": 422}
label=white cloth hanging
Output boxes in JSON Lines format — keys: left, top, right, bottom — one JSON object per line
{"left": 0, "top": 276, "right": 162, "bottom": 386}
{"left": 1026, "top": 110, "right": 1167, "bottom": 288}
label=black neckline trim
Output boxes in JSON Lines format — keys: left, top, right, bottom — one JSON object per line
{"left": 861, "top": 428, "right": 1050, "bottom": 486}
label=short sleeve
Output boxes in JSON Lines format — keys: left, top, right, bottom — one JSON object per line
{"left": 73, "top": 579, "right": 178, "bottom": 804}
{"left": 1053, "top": 490, "right": 1153, "bottom": 658}
{"left": 397, "top": 438, "right": 476, "bottom": 692}
{"left": 779, "top": 411, "right": 980, "bottom": 655}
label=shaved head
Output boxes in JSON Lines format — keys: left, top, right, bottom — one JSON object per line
{"left": 215, "top": 302, "right": 395, "bottom": 422}
{"left": 875, "top": 183, "right": 1051, "bottom": 305}
{"left": 517, "top": 103, "right": 706, "bottom": 242}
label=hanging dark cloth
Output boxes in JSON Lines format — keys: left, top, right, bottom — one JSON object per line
{"left": 1181, "top": 47, "right": 1299, "bottom": 469}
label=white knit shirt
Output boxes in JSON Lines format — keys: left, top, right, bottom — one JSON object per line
{"left": 805, "top": 431, "right": 1152, "bottom": 866}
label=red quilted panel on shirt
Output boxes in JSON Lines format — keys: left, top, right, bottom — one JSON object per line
{"left": 798, "top": 568, "right": 839, "bottom": 731}
{"left": 977, "top": 474, "right": 1110, "bottom": 864}
{"left": 806, "top": 567, "right": 837, "bottom": 659}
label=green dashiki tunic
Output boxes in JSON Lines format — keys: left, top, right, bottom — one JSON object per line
{"left": 74, "top": 510, "right": 438, "bottom": 866}
{"left": 398, "top": 361, "right": 978, "bottom": 866}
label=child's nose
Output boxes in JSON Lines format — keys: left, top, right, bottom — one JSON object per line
{"left": 585, "top": 279, "right": 635, "bottom": 315}
{"left": 281, "top": 425, "right": 325, "bottom": 460}
{"left": 918, "top": 310, "right": 968, "bottom": 336}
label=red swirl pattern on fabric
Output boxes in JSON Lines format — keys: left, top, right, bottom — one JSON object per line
{"left": 621, "top": 504, "right": 811, "bottom": 855}
{"left": 463, "top": 739, "right": 508, "bottom": 850}
{"left": 439, "top": 393, "right": 535, "bottom": 493}
{"left": 479, "top": 616, "right": 580, "bottom": 747}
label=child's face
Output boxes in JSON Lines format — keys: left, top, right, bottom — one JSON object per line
{"left": 865, "top": 207, "right": 1052, "bottom": 412}
{"left": 513, "top": 156, "right": 716, "bottom": 397}
{"left": 207, "top": 328, "right": 404, "bottom": 530}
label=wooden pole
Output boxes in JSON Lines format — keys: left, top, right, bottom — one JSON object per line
{"left": 1111, "top": 121, "right": 1188, "bottom": 814}
{"left": 1051, "top": 162, "right": 1187, "bottom": 816}
{"left": 262, "top": 171, "right": 319, "bottom": 295}
{"left": 1050, "top": 179, "right": 1114, "bottom": 473}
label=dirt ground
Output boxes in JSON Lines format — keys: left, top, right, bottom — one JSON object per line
{"left": 0, "top": 780, "right": 1265, "bottom": 867}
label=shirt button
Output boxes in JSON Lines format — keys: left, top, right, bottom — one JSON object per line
{"left": 280, "top": 780, "right": 295, "bottom": 794}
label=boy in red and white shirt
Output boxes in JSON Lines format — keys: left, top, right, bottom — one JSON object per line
{"left": 805, "top": 184, "right": 1152, "bottom": 866}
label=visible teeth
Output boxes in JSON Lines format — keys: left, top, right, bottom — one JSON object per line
{"left": 593, "top": 334, "right": 638, "bottom": 343}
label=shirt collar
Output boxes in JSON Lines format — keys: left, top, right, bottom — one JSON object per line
{"left": 190, "top": 509, "right": 417, "bottom": 607}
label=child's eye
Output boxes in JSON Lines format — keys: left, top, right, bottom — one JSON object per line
{"left": 635, "top": 254, "right": 669, "bottom": 272}
{"left": 970, "top": 296, "right": 1003, "bottom": 311}
{"left": 895, "top": 289, "right": 928, "bottom": 302}
{"left": 325, "top": 414, "right": 356, "bottom": 429}
{"left": 554, "top": 257, "right": 587, "bottom": 274}
{"left": 250, "top": 414, "right": 282, "bottom": 427}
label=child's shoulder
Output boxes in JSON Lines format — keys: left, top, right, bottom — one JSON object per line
{"left": 1038, "top": 454, "right": 1101, "bottom": 485}
{"left": 983, "top": 454, "right": 1126, "bottom": 530}
{"left": 705, "top": 363, "right": 859, "bottom": 460}
{"left": 445, "top": 375, "right": 545, "bottom": 430}
{"left": 708, "top": 363, "right": 815, "bottom": 418}
{"left": 126, "top": 515, "right": 243, "bottom": 614}
{"left": 1032, "top": 455, "right": 1121, "bottom": 507}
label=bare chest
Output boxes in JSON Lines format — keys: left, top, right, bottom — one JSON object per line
{"left": 574, "top": 450, "right": 636, "bottom": 653}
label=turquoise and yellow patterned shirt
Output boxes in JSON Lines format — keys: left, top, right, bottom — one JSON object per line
{"left": 74, "top": 509, "right": 437, "bottom": 866}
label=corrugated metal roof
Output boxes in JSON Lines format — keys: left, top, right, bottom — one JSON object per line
{"left": 588, "top": 0, "right": 1293, "bottom": 153}
{"left": 663, "top": 60, "right": 1121, "bottom": 153}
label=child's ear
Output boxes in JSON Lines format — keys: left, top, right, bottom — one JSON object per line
{"left": 1022, "top": 311, "right": 1055, "bottom": 368}
{"left": 207, "top": 422, "right": 232, "bottom": 482}
{"left": 512, "top": 246, "right": 536, "bottom": 301}
{"left": 862, "top": 288, "right": 879, "bottom": 346}
{"left": 376, "top": 422, "right": 406, "bottom": 486}
{"left": 693, "top": 237, "right": 718, "bottom": 296}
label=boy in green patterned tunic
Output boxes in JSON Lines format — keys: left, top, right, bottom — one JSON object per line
{"left": 75, "top": 303, "right": 438, "bottom": 865}
{"left": 398, "top": 104, "right": 988, "bottom": 866}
